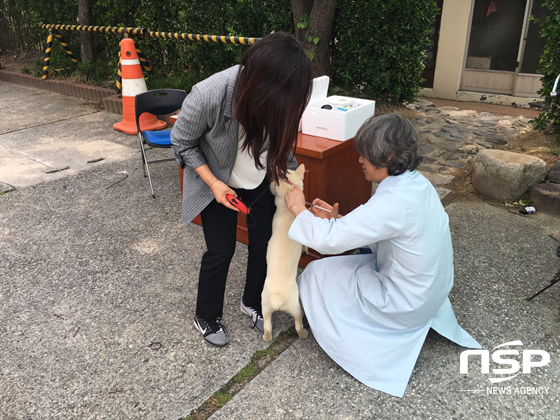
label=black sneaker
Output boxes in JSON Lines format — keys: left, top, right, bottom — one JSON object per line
{"left": 193, "top": 315, "right": 229, "bottom": 347}
{"left": 240, "top": 300, "right": 264, "bottom": 333}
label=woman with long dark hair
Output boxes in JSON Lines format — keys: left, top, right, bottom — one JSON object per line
{"left": 171, "top": 32, "right": 312, "bottom": 347}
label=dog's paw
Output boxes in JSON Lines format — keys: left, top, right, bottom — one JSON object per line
{"left": 301, "top": 246, "right": 308, "bottom": 258}
{"left": 298, "top": 329, "right": 308, "bottom": 339}
{"left": 263, "top": 332, "right": 272, "bottom": 342}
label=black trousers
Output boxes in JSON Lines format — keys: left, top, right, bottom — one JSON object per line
{"left": 196, "top": 178, "right": 276, "bottom": 320}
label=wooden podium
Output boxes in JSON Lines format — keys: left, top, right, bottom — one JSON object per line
{"left": 179, "top": 132, "right": 371, "bottom": 267}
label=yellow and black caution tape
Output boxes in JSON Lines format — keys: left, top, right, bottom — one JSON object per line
{"left": 42, "top": 29, "right": 53, "bottom": 79}
{"left": 41, "top": 24, "right": 258, "bottom": 45}
{"left": 42, "top": 25, "right": 146, "bottom": 36}
{"left": 145, "top": 31, "right": 258, "bottom": 45}
{"left": 53, "top": 30, "right": 79, "bottom": 64}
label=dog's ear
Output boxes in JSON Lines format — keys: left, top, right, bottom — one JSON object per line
{"left": 295, "top": 164, "right": 305, "bottom": 177}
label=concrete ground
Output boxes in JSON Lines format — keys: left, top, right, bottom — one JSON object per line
{"left": 1, "top": 82, "right": 559, "bottom": 420}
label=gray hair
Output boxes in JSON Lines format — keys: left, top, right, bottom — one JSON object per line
{"left": 353, "top": 113, "right": 422, "bottom": 176}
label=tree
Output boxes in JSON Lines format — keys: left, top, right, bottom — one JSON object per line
{"left": 290, "top": 0, "right": 337, "bottom": 77}
{"left": 78, "top": 0, "right": 95, "bottom": 62}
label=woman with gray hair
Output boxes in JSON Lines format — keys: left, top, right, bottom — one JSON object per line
{"left": 284, "top": 113, "right": 480, "bottom": 397}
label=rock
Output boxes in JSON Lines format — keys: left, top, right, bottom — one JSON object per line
{"left": 425, "top": 118, "right": 436, "bottom": 124}
{"left": 417, "top": 164, "right": 434, "bottom": 172}
{"left": 461, "top": 144, "right": 479, "bottom": 154}
{"left": 442, "top": 127, "right": 456, "bottom": 133}
{"left": 480, "top": 112, "right": 494, "bottom": 117}
{"left": 485, "top": 134, "right": 508, "bottom": 145}
{"left": 444, "top": 142, "right": 461, "bottom": 152}
{"left": 447, "top": 110, "right": 470, "bottom": 119}
{"left": 440, "top": 161, "right": 466, "bottom": 168}
{"left": 422, "top": 156, "right": 438, "bottom": 163}
{"left": 434, "top": 132, "right": 446, "bottom": 137}
{"left": 548, "top": 162, "right": 560, "bottom": 184}
{"left": 443, "top": 124, "right": 458, "bottom": 128}
{"left": 472, "top": 149, "right": 549, "bottom": 201}
{"left": 496, "top": 120, "right": 513, "bottom": 127}
{"left": 439, "top": 106, "right": 460, "bottom": 112}
{"left": 530, "top": 183, "right": 560, "bottom": 216}
{"left": 473, "top": 131, "right": 487, "bottom": 136}
{"left": 419, "top": 144, "right": 436, "bottom": 154}
{"left": 450, "top": 131, "right": 468, "bottom": 139}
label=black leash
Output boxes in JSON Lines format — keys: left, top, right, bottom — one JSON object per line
{"left": 242, "top": 182, "right": 271, "bottom": 227}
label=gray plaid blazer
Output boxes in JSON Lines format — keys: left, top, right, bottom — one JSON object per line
{"left": 171, "top": 65, "right": 297, "bottom": 226}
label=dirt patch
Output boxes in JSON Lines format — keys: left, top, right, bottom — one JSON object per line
{"left": 499, "top": 128, "right": 559, "bottom": 169}
{"left": 0, "top": 50, "right": 42, "bottom": 73}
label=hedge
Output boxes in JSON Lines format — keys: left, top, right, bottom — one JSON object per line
{"left": 1, "top": 0, "right": 437, "bottom": 106}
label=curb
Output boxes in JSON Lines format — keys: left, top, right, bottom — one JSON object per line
{"left": 0, "top": 69, "right": 176, "bottom": 121}
{"left": 0, "top": 69, "right": 115, "bottom": 105}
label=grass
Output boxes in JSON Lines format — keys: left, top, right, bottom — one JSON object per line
{"left": 179, "top": 326, "right": 304, "bottom": 420}
{"left": 233, "top": 363, "right": 256, "bottom": 384}
{"left": 211, "top": 391, "right": 231, "bottom": 408}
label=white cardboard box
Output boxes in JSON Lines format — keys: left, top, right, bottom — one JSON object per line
{"left": 301, "top": 76, "right": 375, "bottom": 141}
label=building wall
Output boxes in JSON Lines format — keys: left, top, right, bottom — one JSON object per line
{"left": 420, "top": 0, "right": 542, "bottom": 107}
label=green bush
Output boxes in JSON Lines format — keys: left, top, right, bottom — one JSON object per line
{"left": 5, "top": 0, "right": 438, "bottom": 105}
{"left": 330, "top": 0, "right": 438, "bottom": 105}
{"left": 530, "top": 0, "right": 560, "bottom": 144}
{"left": 145, "top": 68, "right": 213, "bottom": 91}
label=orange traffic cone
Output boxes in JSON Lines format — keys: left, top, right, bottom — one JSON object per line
{"left": 113, "top": 38, "right": 166, "bottom": 135}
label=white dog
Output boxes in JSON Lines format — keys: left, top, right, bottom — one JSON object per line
{"left": 261, "top": 164, "right": 308, "bottom": 342}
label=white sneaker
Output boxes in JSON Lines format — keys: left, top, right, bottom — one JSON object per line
{"left": 240, "top": 300, "right": 264, "bottom": 333}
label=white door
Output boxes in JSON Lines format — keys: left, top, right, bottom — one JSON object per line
{"left": 461, "top": 0, "right": 547, "bottom": 97}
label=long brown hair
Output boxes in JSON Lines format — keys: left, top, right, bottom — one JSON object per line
{"left": 234, "top": 32, "right": 312, "bottom": 183}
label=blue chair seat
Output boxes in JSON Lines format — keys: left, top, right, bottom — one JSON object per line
{"left": 144, "top": 129, "right": 172, "bottom": 147}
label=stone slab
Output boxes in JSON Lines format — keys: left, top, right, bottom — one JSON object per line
{"left": 0, "top": 107, "right": 138, "bottom": 188}
{"left": 209, "top": 200, "right": 560, "bottom": 420}
{"left": 0, "top": 81, "right": 97, "bottom": 134}
{"left": 0, "top": 159, "right": 296, "bottom": 420}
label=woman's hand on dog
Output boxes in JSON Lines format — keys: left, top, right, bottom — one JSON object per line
{"left": 284, "top": 185, "right": 307, "bottom": 217}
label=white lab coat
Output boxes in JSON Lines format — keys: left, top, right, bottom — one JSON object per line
{"left": 288, "top": 170, "right": 481, "bottom": 397}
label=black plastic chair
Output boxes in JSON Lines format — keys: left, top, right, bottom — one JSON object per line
{"left": 135, "top": 89, "right": 187, "bottom": 198}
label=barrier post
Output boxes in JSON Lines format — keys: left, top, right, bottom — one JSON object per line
{"left": 41, "top": 29, "right": 53, "bottom": 79}
{"left": 52, "top": 29, "right": 79, "bottom": 65}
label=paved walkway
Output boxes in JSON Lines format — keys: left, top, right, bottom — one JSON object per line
{"left": 1, "top": 81, "right": 559, "bottom": 419}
